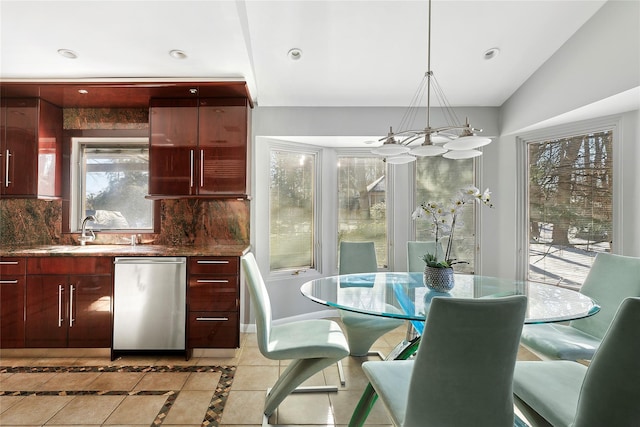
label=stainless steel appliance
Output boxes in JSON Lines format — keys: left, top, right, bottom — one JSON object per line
{"left": 113, "top": 257, "right": 186, "bottom": 356}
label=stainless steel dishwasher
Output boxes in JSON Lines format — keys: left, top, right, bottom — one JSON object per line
{"left": 113, "top": 257, "right": 187, "bottom": 357}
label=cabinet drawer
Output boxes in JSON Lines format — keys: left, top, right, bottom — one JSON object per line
{"left": 0, "top": 257, "right": 26, "bottom": 276}
{"left": 27, "top": 257, "right": 112, "bottom": 275}
{"left": 188, "top": 311, "right": 238, "bottom": 348}
{"left": 189, "top": 257, "right": 238, "bottom": 275}
{"left": 189, "top": 276, "right": 238, "bottom": 311}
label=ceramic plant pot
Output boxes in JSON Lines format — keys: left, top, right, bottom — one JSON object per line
{"left": 423, "top": 266, "right": 455, "bottom": 292}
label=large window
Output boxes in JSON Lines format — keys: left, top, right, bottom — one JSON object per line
{"left": 337, "top": 156, "right": 387, "bottom": 268}
{"left": 269, "top": 148, "right": 317, "bottom": 271}
{"left": 415, "top": 156, "right": 476, "bottom": 273}
{"left": 527, "top": 130, "right": 612, "bottom": 288}
{"left": 71, "top": 137, "right": 153, "bottom": 232}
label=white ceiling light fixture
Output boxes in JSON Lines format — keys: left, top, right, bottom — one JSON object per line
{"left": 169, "top": 49, "right": 188, "bottom": 59}
{"left": 371, "top": 0, "right": 492, "bottom": 163}
{"left": 288, "top": 48, "right": 303, "bottom": 61}
{"left": 57, "top": 49, "right": 78, "bottom": 59}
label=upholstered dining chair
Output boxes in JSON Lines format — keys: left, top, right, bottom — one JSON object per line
{"left": 241, "top": 253, "right": 350, "bottom": 420}
{"left": 361, "top": 295, "right": 528, "bottom": 427}
{"left": 338, "top": 241, "right": 405, "bottom": 357}
{"left": 513, "top": 297, "right": 640, "bottom": 427}
{"left": 520, "top": 252, "right": 640, "bottom": 360}
{"left": 406, "top": 240, "right": 443, "bottom": 272}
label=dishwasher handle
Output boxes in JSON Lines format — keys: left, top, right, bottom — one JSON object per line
{"left": 114, "top": 258, "right": 186, "bottom": 265}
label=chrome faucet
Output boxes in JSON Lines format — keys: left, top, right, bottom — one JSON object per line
{"left": 79, "top": 215, "right": 96, "bottom": 245}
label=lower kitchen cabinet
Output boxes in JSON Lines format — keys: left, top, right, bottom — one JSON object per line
{"left": 25, "top": 257, "right": 113, "bottom": 348}
{"left": 0, "top": 257, "right": 26, "bottom": 348}
{"left": 188, "top": 257, "right": 240, "bottom": 349}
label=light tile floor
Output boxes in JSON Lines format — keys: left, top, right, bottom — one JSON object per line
{"left": 0, "top": 323, "right": 540, "bottom": 427}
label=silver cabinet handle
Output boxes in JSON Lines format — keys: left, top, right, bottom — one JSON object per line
{"left": 69, "top": 285, "right": 75, "bottom": 327}
{"left": 0, "top": 261, "right": 19, "bottom": 265}
{"left": 189, "top": 149, "right": 194, "bottom": 188}
{"left": 4, "top": 149, "right": 11, "bottom": 187}
{"left": 200, "top": 149, "right": 204, "bottom": 187}
{"left": 58, "top": 284, "right": 64, "bottom": 327}
{"left": 195, "top": 317, "right": 229, "bottom": 321}
{"left": 196, "top": 260, "right": 230, "bottom": 264}
{"left": 0, "top": 280, "right": 18, "bottom": 284}
{"left": 196, "top": 279, "right": 229, "bottom": 283}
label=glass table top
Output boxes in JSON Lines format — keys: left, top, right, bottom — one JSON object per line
{"left": 300, "top": 272, "right": 600, "bottom": 324}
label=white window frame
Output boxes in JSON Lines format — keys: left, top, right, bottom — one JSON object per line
{"left": 335, "top": 148, "right": 392, "bottom": 271}
{"left": 70, "top": 136, "right": 151, "bottom": 233}
{"left": 515, "top": 116, "right": 622, "bottom": 282}
{"left": 258, "top": 139, "right": 324, "bottom": 279}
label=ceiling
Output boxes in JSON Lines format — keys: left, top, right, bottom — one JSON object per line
{"left": 0, "top": 0, "right": 608, "bottom": 109}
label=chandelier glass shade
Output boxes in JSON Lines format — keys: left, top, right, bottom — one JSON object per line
{"left": 371, "top": 0, "right": 491, "bottom": 163}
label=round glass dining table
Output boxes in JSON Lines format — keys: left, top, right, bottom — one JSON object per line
{"left": 301, "top": 272, "right": 600, "bottom": 427}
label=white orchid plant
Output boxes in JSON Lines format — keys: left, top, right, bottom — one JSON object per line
{"left": 412, "top": 186, "right": 494, "bottom": 268}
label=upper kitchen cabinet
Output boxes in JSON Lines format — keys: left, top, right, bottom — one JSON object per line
{"left": 0, "top": 98, "right": 63, "bottom": 198}
{"left": 148, "top": 97, "right": 249, "bottom": 198}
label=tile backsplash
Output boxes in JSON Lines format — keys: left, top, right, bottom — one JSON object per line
{"left": 0, "top": 198, "right": 249, "bottom": 247}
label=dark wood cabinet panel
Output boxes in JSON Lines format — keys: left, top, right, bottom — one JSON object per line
{"left": 198, "top": 100, "right": 248, "bottom": 195}
{"left": 187, "top": 256, "right": 240, "bottom": 349}
{"left": 149, "top": 99, "right": 198, "bottom": 196}
{"left": 188, "top": 311, "right": 239, "bottom": 348}
{"left": 148, "top": 98, "right": 248, "bottom": 198}
{"left": 189, "top": 275, "right": 238, "bottom": 311}
{"left": 25, "top": 275, "right": 69, "bottom": 347}
{"left": 0, "top": 98, "right": 62, "bottom": 198}
{"left": 0, "top": 257, "right": 26, "bottom": 348}
{"left": 25, "top": 257, "right": 113, "bottom": 348}
{"left": 189, "top": 257, "right": 239, "bottom": 275}
{"left": 27, "top": 256, "right": 112, "bottom": 275}
{"left": 66, "top": 275, "right": 112, "bottom": 347}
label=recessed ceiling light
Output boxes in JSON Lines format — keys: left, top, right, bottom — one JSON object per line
{"left": 288, "top": 48, "right": 302, "bottom": 61}
{"left": 58, "top": 49, "right": 78, "bottom": 59}
{"left": 78, "top": 89, "right": 88, "bottom": 94}
{"left": 483, "top": 47, "right": 500, "bottom": 60}
{"left": 169, "top": 49, "right": 187, "bottom": 59}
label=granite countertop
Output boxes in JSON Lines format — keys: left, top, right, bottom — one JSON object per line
{"left": 0, "top": 244, "right": 251, "bottom": 257}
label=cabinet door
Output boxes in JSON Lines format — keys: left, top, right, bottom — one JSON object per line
{"left": 149, "top": 99, "right": 198, "bottom": 196}
{"left": 25, "top": 275, "right": 68, "bottom": 347}
{"left": 198, "top": 99, "right": 247, "bottom": 195}
{"left": 67, "top": 275, "right": 112, "bottom": 347}
{"left": 188, "top": 311, "right": 239, "bottom": 348}
{"left": 0, "top": 276, "right": 25, "bottom": 348}
{"left": 1, "top": 99, "right": 38, "bottom": 195}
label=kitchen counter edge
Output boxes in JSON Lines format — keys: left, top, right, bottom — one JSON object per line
{"left": 0, "top": 244, "right": 251, "bottom": 257}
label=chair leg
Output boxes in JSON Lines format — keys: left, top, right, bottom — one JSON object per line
{"left": 336, "top": 360, "right": 346, "bottom": 386}
{"left": 263, "top": 357, "right": 341, "bottom": 417}
{"left": 262, "top": 385, "right": 339, "bottom": 427}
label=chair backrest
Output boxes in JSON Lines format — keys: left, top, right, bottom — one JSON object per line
{"left": 339, "top": 241, "right": 377, "bottom": 275}
{"left": 407, "top": 240, "right": 443, "bottom": 272}
{"left": 405, "top": 296, "right": 528, "bottom": 427}
{"left": 241, "top": 253, "right": 272, "bottom": 355}
{"left": 573, "top": 297, "right": 640, "bottom": 427}
{"left": 570, "top": 253, "right": 640, "bottom": 339}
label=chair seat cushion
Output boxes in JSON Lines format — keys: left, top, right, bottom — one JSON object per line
{"left": 521, "top": 323, "right": 600, "bottom": 360}
{"left": 362, "top": 360, "right": 413, "bottom": 427}
{"left": 513, "top": 360, "right": 587, "bottom": 427}
{"left": 268, "top": 319, "right": 350, "bottom": 360}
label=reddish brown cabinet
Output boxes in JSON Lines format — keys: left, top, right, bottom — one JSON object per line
{"left": 188, "top": 256, "right": 240, "bottom": 348}
{"left": 25, "top": 257, "right": 113, "bottom": 348}
{"left": 0, "top": 257, "right": 26, "bottom": 348}
{"left": 149, "top": 98, "right": 248, "bottom": 198}
{"left": 0, "top": 98, "right": 62, "bottom": 198}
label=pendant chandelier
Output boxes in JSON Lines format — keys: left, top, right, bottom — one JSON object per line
{"left": 371, "top": 0, "right": 491, "bottom": 164}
